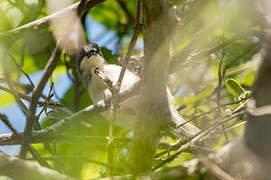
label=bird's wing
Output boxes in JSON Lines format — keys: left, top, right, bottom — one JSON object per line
{"left": 102, "top": 64, "right": 200, "bottom": 137}
{"left": 102, "top": 64, "right": 140, "bottom": 93}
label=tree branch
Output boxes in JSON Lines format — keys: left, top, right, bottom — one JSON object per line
{"left": 0, "top": 0, "right": 105, "bottom": 39}
{"left": 19, "top": 47, "right": 62, "bottom": 158}
{"left": 0, "top": 151, "right": 77, "bottom": 180}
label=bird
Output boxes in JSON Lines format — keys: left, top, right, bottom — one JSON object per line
{"left": 76, "top": 43, "right": 200, "bottom": 138}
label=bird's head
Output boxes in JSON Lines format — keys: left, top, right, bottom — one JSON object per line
{"left": 76, "top": 43, "right": 105, "bottom": 75}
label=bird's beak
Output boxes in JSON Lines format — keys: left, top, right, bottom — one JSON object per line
{"left": 87, "top": 50, "right": 97, "bottom": 58}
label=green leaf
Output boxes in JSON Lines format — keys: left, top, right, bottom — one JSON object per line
{"left": 225, "top": 78, "right": 245, "bottom": 97}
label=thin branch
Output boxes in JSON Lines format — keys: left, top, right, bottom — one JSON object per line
{"left": 153, "top": 109, "right": 245, "bottom": 171}
{"left": 25, "top": 155, "right": 114, "bottom": 169}
{"left": 115, "top": 0, "right": 142, "bottom": 91}
{"left": 2, "top": 59, "right": 28, "bottom": 115}
{"left": 107, "top": 0, "right": 142, "bottom": 170}
{"left": 187, "top": 30, "right": 262, "bottom": 62}
{"left": 31, "top": 80, "right": 141, "bottom": 141}
{"left": 177, "top": 97, "right": 249, "bottom": 129}
{"left": 0, "top": 75, "right": 33, "bottom": 94}
{"left": 28, "top": 145, "right": 51, "bottom": 168}
{"left": 170, "top": 20, "right": 218, "bottom": 72}
{"left": 93, "top": 69, "right": 116, "bottom": 168}
{"left": 0, "top": 114, "right": 50, "bottom": 167}
{"left": 216, "top": 40, "right": 229, "bottom": 143}
{"left": 0, "top": 83, "right": 63, "bottom": 108}
{"left": 0, "top": 113, "right": 19, "bottom": 136}
{"left": 215, "top": 121, "right": 246, "bottom": 134}
{"left": 0, "top": 83, "right": 31, "bottom": 101}
{"left": 0, "top": 0, "right": 106, "bottom": 39}
{"left": 19, "top": 47, "right": 62, "bottom": 158}
{"left": 0, "top": 133, "right": 130, "bottom": 146}
{"left": 8, "top": 53, "right": 35, "bottom": 87}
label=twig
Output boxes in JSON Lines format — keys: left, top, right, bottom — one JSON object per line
{"left": 153, "top": 109, "right": 245, "bottom": 171}
{"left": 0, "top": 133, "right": 130, "bottom": 146}
{"left": 0, "top": 80, "right": 141, "bottom": 147}
{"left": 19, "top": 47, "right": 62, "bottom": 158}
{"left": 25, "top": 155, "right": 114, "bottom": 169}
{"left": 0, "top": 83, "right": 63, "bottom": 107}
{"left": 32, "top": 80, "right": 141, "bottom": 141}
{"left": 177, "top": 97, "right": 248, "bottom": 129}
{"left": 0, "top": 114, "right": 50, "bottom": 167}
{"left": 0, "top": 75, "right": 33, "bottom": 94}
{"left": 0, "top": 113, "right": 19, "bottom": 136}
{"left": 216, "top": 39, "right": 229, "bottom": 143}
{"left": 2, "top": 57, "right": 28, "bottom": 115}
{"left": 108, "top": 93, "right": 116, "bottom": 170}
{"left": 107, "top": 0, "right": 142, "bottom": 170}
{"left": 170, "top": 20, "right": 218, "bottom": 72}
{"left": 8, "top": 53, "right": 35, "bottom": 87}
{"left": 155, "top": 143, "right": 216, "bottom": 158}
{"left": 93, "top": 68, "right": 116, "bottom": 169}
{"left": 28, "top": 144, "right": 51, "bottom": 168}
{"left": 215, "top": 121, "right": 246, "bottom": 134}
{"left": 115, "top": 0, "right": 142, "bottom": 91}
{"left": 0, "top": 0, "right": 106, "bottom": 39}
{"left": 187, "top": 30, "right": 261, "bottom": 62}
{"left": 0, "top": 83, "right": 31, "bottom": 101}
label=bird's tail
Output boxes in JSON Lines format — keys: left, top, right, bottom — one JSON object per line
{"left": 167, "top": 88, "right": 200, "bottom": 139}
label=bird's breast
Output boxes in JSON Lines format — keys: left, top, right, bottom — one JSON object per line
{"left": 87, "top": 71, "right": 109, "bottom": 104}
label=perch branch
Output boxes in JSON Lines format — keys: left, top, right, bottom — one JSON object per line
{"left": 0, "top": 0, "right": 106, "bottom": 39}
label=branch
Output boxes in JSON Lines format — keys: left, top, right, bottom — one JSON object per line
{"left": 0, "top": 114, "right": 19, "bottom": 136}
{"left": 0, "top": 81, "right": 141, "bottom": 146}
{"left": 153, "top": 109, "right": 245, "bottom": 171}
{"left": 187, "top": 30, "right": 261, "bottom": 62}
{"left": 20, "top": 47, "right": 62, "bottom": 158}
{"left": 116, "top": 0, "right": 142, "bottom": 91}
{"left": 0, "top": 83, "right": 63, "bottom": 107}
{"left": 0, "top": 0, "right": 105, "bottom": 39}
{"left": 25, "top": 156, "right": 113, "bottom": 169}
{"left": 8, "top": 53, "right": 35, "bottom": 87}
{"left": 0, "top": 151, "right": 77, "bottom": 180}
{"left": 0, "top": 75, "right": 33, "bottom": 94}
{"left": 0, "top": 114, "right": 50, "bottom": 168}
{"left": 169, "top": 20, "right": 218, "bottom": 72}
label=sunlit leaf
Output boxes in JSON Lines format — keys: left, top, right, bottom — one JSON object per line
{"left": 225, "top": 78, "right": 245, "bottom": 97}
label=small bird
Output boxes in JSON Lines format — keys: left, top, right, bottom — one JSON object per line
{"left": 76, "top": 43, "right": 200, "bottom": 138}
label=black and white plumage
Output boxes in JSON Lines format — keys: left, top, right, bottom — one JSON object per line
{"left": 76, "top": 43, "right": 200, "bottom": 138}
